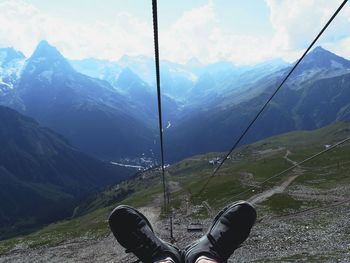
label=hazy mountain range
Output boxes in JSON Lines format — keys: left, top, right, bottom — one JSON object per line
{"left": 0, "top": 41, "right": 158, "bottom": 161}
{"left": 1, "top": 41, "right": 350, "bottom": 163}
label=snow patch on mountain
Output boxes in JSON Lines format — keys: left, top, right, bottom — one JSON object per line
{"left": 0, "top": 49, "right": 26, "bottom": 91}
{"left": 0, "top": 78, "right": 13, "bottom": 88}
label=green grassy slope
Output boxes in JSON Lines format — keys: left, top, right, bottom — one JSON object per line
{"left": 0, "top": 122, "right": 349, "bottom": 254}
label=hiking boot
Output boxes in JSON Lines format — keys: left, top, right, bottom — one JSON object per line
{"left": 184, "top": 201, "right": 256, "bottom": 263}
{"left": 109, "top": 205, "right": 181, "bottom": 263}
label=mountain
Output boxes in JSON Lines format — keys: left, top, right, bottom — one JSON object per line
{"left": 2, "top": 43, "right": 348, "bottom": 164}
{"left": 117, "top": 55, "right": 156, "bottom": 85}
{"left": 53, "top": 45, "right": 350, "bottom": 162}
{"left": 0, "top": 47, "right": 25, "bottom": 94}
{"left": 72, "top": 56, "right": 196, "bottom": 102}
{"left": 72, "top": 57, "right": 182, "bottom": 124}
{"left": 165, "top": 47, "right": 350, "bottom": 161}
{"left": 0, "top": 47, "right": 25, "bottom": 67}
{"left": 296, "top": 46, "right": 350, "bottom": 72}
{"left": 70, "top": 58, "right": 122, "bottom": 87}
{"left": 0, "top": 106, "right": 133, "bottom": 238}
{"left": 71, "top": 55, "right": 288, "bottom": 105}
{"left": 115, "top": 67, "right": 181, "bottom": 124}
{"left": 287, "top": 46, "right": 350, "bottom": 90}
{"left": 0, "top": 41, "right": 156, "bottom": 160}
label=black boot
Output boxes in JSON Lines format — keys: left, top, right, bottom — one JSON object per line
{"left": 108, "top": 205, "right": 182, "bottom": 263}
{"left": 184, "top": 201, "right": 256, "bottom": 263}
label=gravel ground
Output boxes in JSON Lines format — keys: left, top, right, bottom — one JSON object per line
{"left": 1, "top": 200, "right": 349, "bottom": 263}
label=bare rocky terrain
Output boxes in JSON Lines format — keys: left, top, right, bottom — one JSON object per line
{"left": 1, "top": 190, "right": 349, "bottom": 263}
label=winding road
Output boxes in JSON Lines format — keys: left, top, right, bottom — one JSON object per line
{"left": 248, "top": 150, "right": 305, "bottom": 204}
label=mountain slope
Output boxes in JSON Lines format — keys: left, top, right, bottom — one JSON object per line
{"left": 0, "top": 47, "right": 25, "bottom": 94}
{"left": 0, "top": 106, "right": 132, "bottom": 238}
{"left": 294, "top": 46, "right": 350, "bottom": 74}
{"left": 1, "top": 43, "right": 349, "bottom": 164}
{"left": 165, "top": 47, "right": 350, "bottom": 161}
{"left": 0, "top": 41, "right": 156, "bottom": 160}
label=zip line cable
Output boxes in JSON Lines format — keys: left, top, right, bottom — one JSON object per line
{"left": 196, "top": 0, "right": 349, "bottom": 197}
{"left": 152, "top": 0, "right": 174, "bottom": 241}
{"left": 151, "top": 0, "right": 166, "bottom": 212}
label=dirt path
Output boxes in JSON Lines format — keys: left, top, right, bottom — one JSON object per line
{"left": 248, "top": 150, "right": 304, "bottom": 204}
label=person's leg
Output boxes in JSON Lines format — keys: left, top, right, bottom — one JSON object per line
{"left": 184, "top": 201, "right": 256, "bottom": 263}
{"left": 108, "top": 205, "right": 182, "bottom": 263}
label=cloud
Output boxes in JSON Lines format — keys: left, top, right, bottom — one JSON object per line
{"left": 0, "top": 0, "right": 153, "bottom": 60}
{"left": 160, "top": 1, "right": 217, "bottom": 63}
{"left": 159, "top": 1, "right": 276, "bottom": 65}
{"left": 0, "top": 0, "right": 42, "bottom": 55}
{"left": 159, "top": 0, "right": 350, "bottom": 64}
{"left": 266, "top": 0, "right": 350, "bottom": 57}
{"left": 0, "top": 0, "right": 349, "bottom": 65}
{"left": 0, "top": 0, "right": 276, "bottom": 64}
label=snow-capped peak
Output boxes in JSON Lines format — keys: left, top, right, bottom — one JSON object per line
{"left": 22, "top": 40, "right": 73, "bottom": 77}
{"left": 0, "top": 47, "right": 26, "bottom": 91}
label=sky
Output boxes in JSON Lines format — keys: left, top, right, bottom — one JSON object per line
{"left": 0, "top": 0, "right": 349, "bottom": 65}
